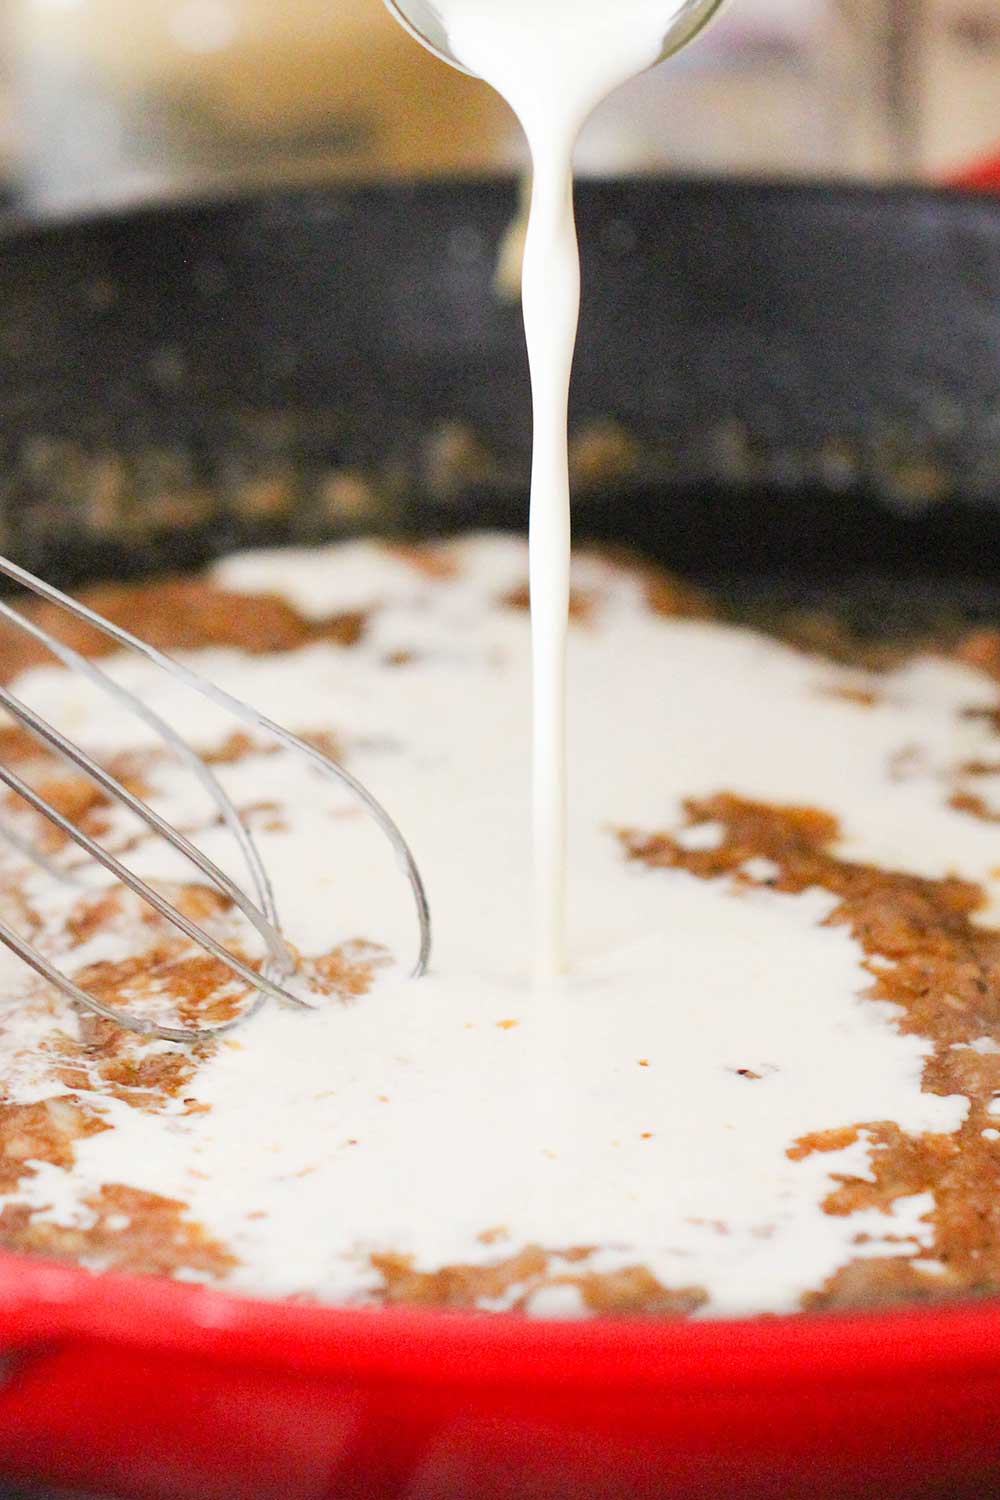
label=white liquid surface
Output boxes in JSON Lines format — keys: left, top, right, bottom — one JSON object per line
{"left": 0, "top": 535, "right": 991, "bottom": 1314}
{"left": 0, "top": 6, "right": 989, "bottom": 1314}
{"left": 434, "top": 0, "right": 691, "bottom": 978}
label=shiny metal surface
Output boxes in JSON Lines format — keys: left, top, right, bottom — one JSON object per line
{"left": 383, "top": 0, "right": 728, "bottom": 74}
{"left": 0, "top": 554, "right": 432, "bottom": 1040}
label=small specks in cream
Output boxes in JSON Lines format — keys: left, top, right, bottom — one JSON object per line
{"left": 0, "top": 536, "right": 994, "bottom": 1315}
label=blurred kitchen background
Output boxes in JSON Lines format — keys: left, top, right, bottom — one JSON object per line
{"left": 1, "top": 0, "right": 999, "bottom": 214}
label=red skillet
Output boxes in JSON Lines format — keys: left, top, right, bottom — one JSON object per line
{"left": 1, "top": 177, "right": 1000, "bottom": 1496}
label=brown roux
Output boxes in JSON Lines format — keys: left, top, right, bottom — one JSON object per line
{"left": 0, "top": 1096, "right": 108, "bottom": 1192}
{"left": 370, "top": 1247, "right": 706, "bottom": 1316}
{"left": 818, "top": 684, "right": 881, "bottom": 708}
{"left": 0, "top": 543, "right": 999, "bottom": 1306}
{"left": 0, "top": 578, "right": 366, "bottom": 685}
{"left": 623, "top": 793, "right": 1000, "bottom": 1308}
{"left": 500, "top": 583, "right": 596, "bottom": 623}
{"left": 0, "top": 1183, "right": 235, "bottom": 1278}
{"left": 949, "top": 791, "right": 1000, "bottom": 826}
{"left": 499, "top": 547, "right": 712, "bottom": 627}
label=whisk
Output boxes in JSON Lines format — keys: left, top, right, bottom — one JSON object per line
{"left": 0, "top": 556, "right": 431, "bottom": 1045}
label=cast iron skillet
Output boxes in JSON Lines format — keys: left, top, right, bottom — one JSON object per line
{"left": 1, "top": 177, "right": 1000, "bottom": 597}
{"left": 1, "top": 179, "right": 1000, "bottom": 1500}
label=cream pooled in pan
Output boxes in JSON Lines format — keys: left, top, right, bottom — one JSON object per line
{"left": 1, "top": 534, "right": 999, "bottom": 1316}
{"left": 1, "top": 0, "right": 999, "bottom": 1318}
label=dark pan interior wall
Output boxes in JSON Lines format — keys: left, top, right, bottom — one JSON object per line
{"left": 0, "top": 178, "right": 999, "bottom": 595}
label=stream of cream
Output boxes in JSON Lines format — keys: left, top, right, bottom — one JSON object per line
{"left": 0, "top": 534, "right": 982, "bottom": 1311}
{"left": 434, "top": 0, "right": 691, "bottom": 978}
{"left": 0, "top": 8, "right": 984, "bottom": 1314}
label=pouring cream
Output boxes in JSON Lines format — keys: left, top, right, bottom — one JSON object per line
{"left": 395, "top": 0, "right": 714, "bottom": 979}
{"left": 0, "top": 7, "right": 983, "bottom": 1319}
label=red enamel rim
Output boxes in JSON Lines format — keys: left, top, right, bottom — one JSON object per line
{"left": 0, "top": 1245, "right": 998, "bottom": 1389}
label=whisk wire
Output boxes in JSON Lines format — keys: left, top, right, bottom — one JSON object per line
{"left": 0, "top": 682, "right": 302, "bottom": 992}
{"left": 0, "top": 554, "right": 431, "bottom": 978}
{"left": 0, "top": 555, "right": 432, "bottom": 1042}
{"left": 0, "top": 596, "right": 286, "bottom": 949}
{"left": 0, "top": 908, "right": 265, "bottom": 1043}
{"left": 0, "top": 745, "right": 302, "bottom": 998}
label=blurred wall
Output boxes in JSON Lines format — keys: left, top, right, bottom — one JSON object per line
{"left": 9, "top": 0, "right": 513, "bottom": 205}
{"left": 5, "top": 0, "right": 1000, "bottom": 211}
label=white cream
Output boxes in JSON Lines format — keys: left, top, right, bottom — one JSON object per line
{"left": 431, "top": 0, "right": 693, "bottom": 978}
{"left": 0, "top": 535, "right": 988, "bottom": 1315}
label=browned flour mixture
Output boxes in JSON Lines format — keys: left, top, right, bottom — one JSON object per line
{"left": 0, "top": 540, "right": 999, "bottom": 1314}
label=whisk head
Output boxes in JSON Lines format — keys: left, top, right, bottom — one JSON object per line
{"left": 0, "top": 556, "right": 431, "bottom": 1043}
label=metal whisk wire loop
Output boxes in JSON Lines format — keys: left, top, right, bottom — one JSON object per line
{"left": 0, "top": 556, "right": 432, "bottom": 1042}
